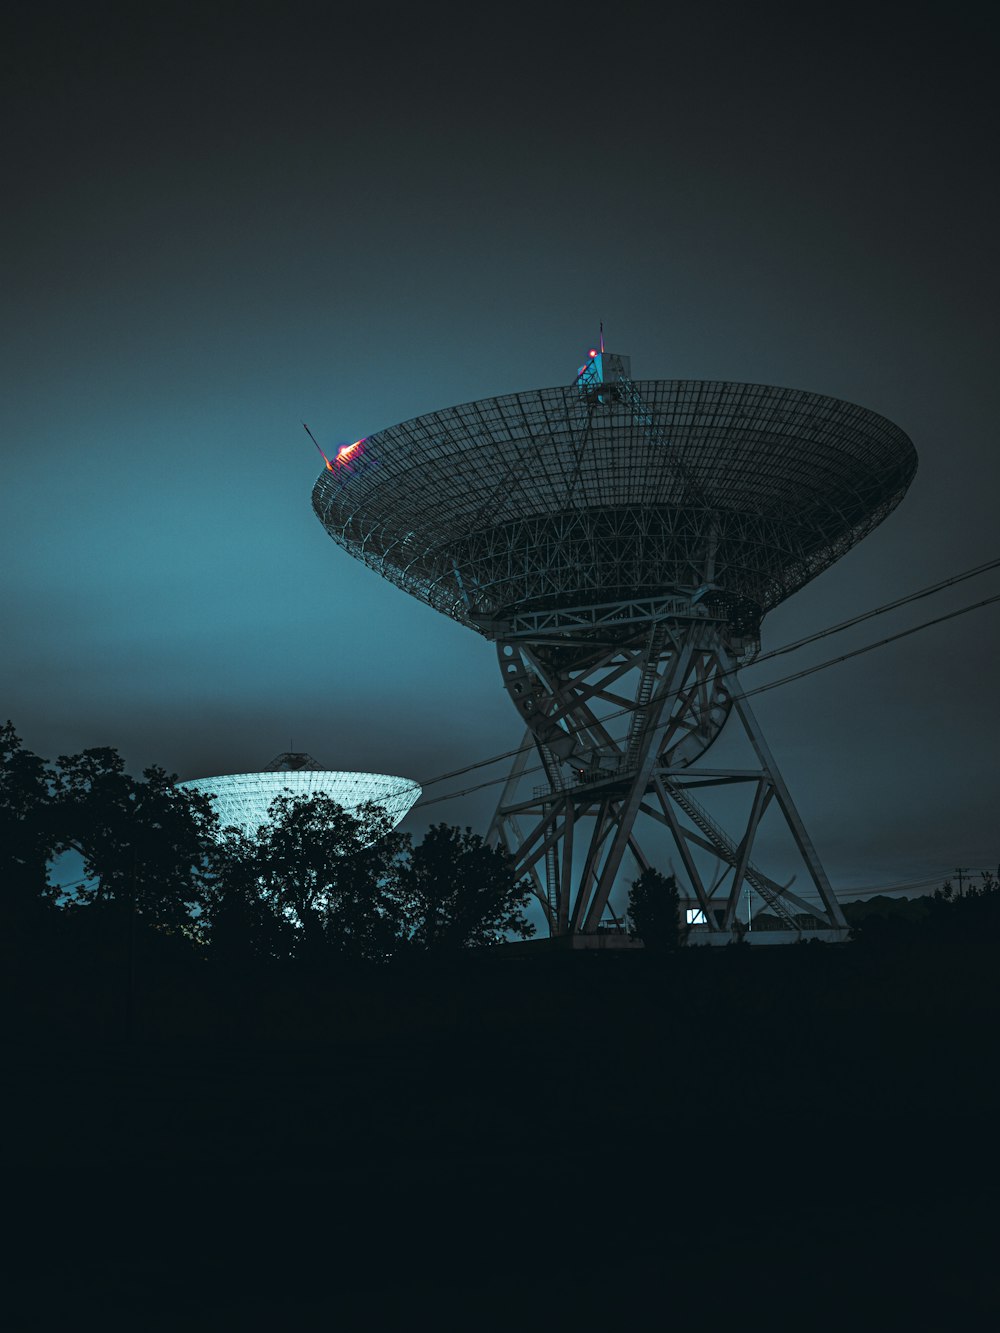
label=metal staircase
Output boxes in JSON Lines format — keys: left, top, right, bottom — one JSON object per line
{"left": 622, "top": 625, "right": 670, "bottom": 774}
{"left": 665, "top": 781, "right": 802, "bottom": 930}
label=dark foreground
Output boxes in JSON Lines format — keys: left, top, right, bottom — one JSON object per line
{"left": 5, "top": 937, "right": 999, "bottom": 1326}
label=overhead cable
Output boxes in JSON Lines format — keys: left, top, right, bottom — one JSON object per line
{"left": 410, "top": 562, "right": 1000, "bottom": 799}
{"left": 742, "top": 590, "right": 1000, "bottom": 700}
{"left": 749, "top": 555, "right": 1000, "bottom": 668}
{"left": 412, "top": 583, "right": 1000, "bottom": 810}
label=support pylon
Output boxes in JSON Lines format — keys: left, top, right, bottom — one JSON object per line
{"left": 486, "top": 608, "right": 847, "bottom": 944}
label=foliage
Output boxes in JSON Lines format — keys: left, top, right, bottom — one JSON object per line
{"left": 627, "top": 867, "right": 685, "bottom": 952}
{"left": 204, "top": 804, "right": 535, "bottom": 961}
{"left": 4, "top": 723, "right": 538, "bottom": 964}
{"left": 52, "top": 746, "right": 219, "bottom": 935}
{"left": 202, "top": 827, "right": 299, "bottom": 962}
{"left": 212, "top": 792, "right": 408, "bottom": 963}
{"left": 847, "top": 870, "right": 1000, "bottom": 950}
{"left": 925, "top": 869, "right": 1000, "bottom": 935}
{"left": 0, "top": 720, "right": 55, "bottom": 925}
{"left": 397, "top": 823, "right": 535, "bottom": 950}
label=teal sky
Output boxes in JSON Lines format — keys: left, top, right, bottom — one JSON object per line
{"left": 3, "top": 2, "right": 999, "bottom": 902}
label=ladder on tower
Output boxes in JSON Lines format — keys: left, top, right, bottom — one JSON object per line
{"left": 622, "top": 623, "right": 671, "bottom": 775}
{"left": 534, "top": 746, "right": 567, "bottom": 925}
{"left": 544, "top": 836, "right": 560, "bottom": 924}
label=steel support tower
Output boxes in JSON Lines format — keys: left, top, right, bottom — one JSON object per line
{"left": 485, "top": 607, "right": 844, "bottom": 940}
{"left": 312, "top": 343, "right": 917, "bottom": 943}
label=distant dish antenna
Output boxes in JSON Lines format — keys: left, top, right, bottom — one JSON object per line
{"left": 179, "top": 757, "right": 420, "bottom": 840}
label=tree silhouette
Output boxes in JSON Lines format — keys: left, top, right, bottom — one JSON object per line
{"left": 53, "top": 747, "right": 217, "bottom": 935}
{"left": 925, "top": 868, "right": 1000, "bottom": 938}
{"left": 0, "top": 721, "right": 55, "bottom": 929}
{"left": 230, "top": 792, "right": 407, "bottom": 963}
{"left": 627, "top": 867, "right": 685, "bottom": 952}
{"left": 203, "top": 827, "right": 298, "bottom": 963}
{"left": 398, "top": 823, "right": 535, "bottom": 950}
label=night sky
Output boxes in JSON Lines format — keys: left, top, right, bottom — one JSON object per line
{"left": 3, "top": 3, "right": 998, "bottom": 905}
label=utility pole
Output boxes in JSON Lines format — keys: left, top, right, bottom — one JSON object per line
{"left": 954, "top": 866, "right": 971, "bottom": 897}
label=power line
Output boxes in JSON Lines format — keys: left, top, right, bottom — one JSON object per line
{"left": 413, "top": 558, "right": 1000, "bottom": 797}
{"left": 49, "top": 873, "right": 95, "bottom": 891}
{"left": 837, "top": 876, "right": 947, "bottom": 898}
{"left": 411, "top": 571, "right": 1000, "bottom": 810}
{"left": 742, "top": 590, "right": 1000, "bottom": 700}
{"left": 415, "top": 589, "right": 1000, "bottom": 808}
{"left": 837, "top": 865, "right": 999, "bottom": 899}
{"left": 749, "top": 555, "right": 1000, "bottom": 667}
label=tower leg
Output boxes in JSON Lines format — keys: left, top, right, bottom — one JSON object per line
{"left": 580, "top": 640, "right": 696, "bottom": 932}
{"left": 726, "top": 672, "right": 847, "bottom": 930}
{"left": 489, "top": 624, "right": 846, "bottom": 942}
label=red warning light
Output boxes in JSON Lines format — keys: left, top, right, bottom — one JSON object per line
{"left": 336, "top": 438, "right": 364, "bottom": 465}
{"left": 589, "top": 349, "right": 598, "bottom": 358}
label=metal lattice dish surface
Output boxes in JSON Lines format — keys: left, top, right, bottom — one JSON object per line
{"left": 179, "top": 768, "right": 421, "bottom": 840}
{"left": 312, "top": 380, "right": 917, "bottom": 639}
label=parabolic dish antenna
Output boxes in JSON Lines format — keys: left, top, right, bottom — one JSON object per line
{"left": 180, "top": 752, "right": 420, "bottom": 842}
{"left": 312, "top": 347, "right": 916, "bottom": 943}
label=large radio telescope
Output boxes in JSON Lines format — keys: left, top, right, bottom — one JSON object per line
{"left": 312, "top": 348, "right": 916, "bottom": 942}
{"left": 180, "top": 752, "right": 420, "bottom": 842}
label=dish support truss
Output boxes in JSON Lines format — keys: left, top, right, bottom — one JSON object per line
{"left": 485, "top": 604, "right": 848, "bottom": 942}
